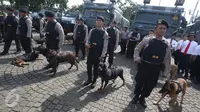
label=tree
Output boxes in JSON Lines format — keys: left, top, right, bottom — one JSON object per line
{"left": 68, "top": 4, "right": 83, "bottom": 13}
{"left": 116, "top": 0, "right": 138, "bottom": 21}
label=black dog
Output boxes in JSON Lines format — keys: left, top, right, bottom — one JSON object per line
{"left": 33, "top": 46, "right": 79, "bottom": 77}
{"left": 97, "top": 62, "right": 125, "bottom": 91}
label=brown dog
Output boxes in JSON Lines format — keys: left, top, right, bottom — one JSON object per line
{"left": 154, "top": 78, "right": 187, "bottom": 106}
{"left": 11, "top": 57, "right": 26, "bottom": 67}
{"left": 33, "top": 46, "right": 79, "bottom": 77}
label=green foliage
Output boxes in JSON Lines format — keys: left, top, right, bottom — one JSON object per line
{"left": 68, "top": 4, "right": 83, "bottom": 13}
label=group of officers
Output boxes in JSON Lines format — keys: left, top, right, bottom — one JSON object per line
{"left": 0, "top": 7, "right": 65, "bottom": 56}
{"left": 1, "top": 6, "right": 200, "bottom": 109}
{"left": 167, "top": 33, "right": 200, "bottom": 84}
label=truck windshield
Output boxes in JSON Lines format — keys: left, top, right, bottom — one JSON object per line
{"left": 135, "top": 12, "right": 180, "bottom": 26}
{"left": 83, "top": 9, "right": 109, "bottom": 19}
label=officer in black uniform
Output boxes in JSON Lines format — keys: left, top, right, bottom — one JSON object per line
{"left": 17, "top": 8, "right": 32, "bottom": 54}
{"left": 0, "top": 8, "right": 6, "bottom": 43}
{"left": 0, "top": 7, "right": 21, "bottom": 55}
{"left": 105, "top": 21, "right": 119, "bottom": 68}
{"left": 131, "top": 20, "right": 171, "bottom": 108}
{"left": 74, "top": 17, "right": 88, "bottom": 60}
{"left": 83, "top": 16, "right": 109, "bottom": 88}
{"left": 126, "top": 29, "right": 140, "bottom": 58}
{"left": 43, "top": 11, "right": 64, "bottom": 52}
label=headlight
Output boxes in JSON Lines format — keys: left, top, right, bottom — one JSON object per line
{"left": 71, "top": 20, "right": 75, "bottom": 24}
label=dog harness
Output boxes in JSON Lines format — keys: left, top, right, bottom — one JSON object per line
{"left": 171, "top": 80, "right": 182, "bottom": 94}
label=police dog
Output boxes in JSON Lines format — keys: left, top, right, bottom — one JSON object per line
{"left": 11, "top": 57, "right": 26, "bottom": 67}
{"left": 154, "top": 78, "right": 187, "bottom": 106}
{"left": 33, "top": 46, "right": 79, "bottom": 76}
{"left": 11, "top": 51, "right": 40, "bottom": 67}
{"left": 97, "top": 62, "right": 125, "bottom": 91}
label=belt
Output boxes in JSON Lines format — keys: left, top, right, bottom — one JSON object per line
{"left": 143, "top": 60, "right": 162, "bottom": 65}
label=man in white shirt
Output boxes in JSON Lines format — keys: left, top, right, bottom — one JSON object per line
{"left": 174, "top": 35, "right": 187, "bottom": 65}
{"left": 178, "top": 34, "right": 198, "bottom": 79}
{"left": 166, "top": 38, "right": 177, "bottom": 53}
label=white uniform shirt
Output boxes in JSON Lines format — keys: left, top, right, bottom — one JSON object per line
{"left": 166, "top": 38, "right": 177, "bottom": 50}
{"left": 181, "top": 40, "right": 198, "bottom": 55}
{"left": 175, "top": 40, "right": 184, "bottom": 51}
{"left": 193, "top": 45, "right": 200, "bottom": 56}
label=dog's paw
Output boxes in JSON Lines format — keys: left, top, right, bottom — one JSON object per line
{"left": 49, "top": 70, "right": 54, "bottom": 73}
{"left": 97, "top": 88, "right": 103, "bottom": 92}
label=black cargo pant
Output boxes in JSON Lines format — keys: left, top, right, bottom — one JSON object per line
{"left": 174, "top": 50, "right": 181, "bottom": 65}
{"left": 107, "top": 43, "right": 115, "bottom": 65}
{"left": 134, "top": 61, "right": 161, "bottom": 98}
{"left": 75, "top": 39, "right": 85, "bottom": 58}
{"left": 3, "top": 35, "right": 21, "bottom": 52}
{"left": 120, "top": 39, "right": 127, "bottom": 54}
{"left": 190, "top": 56, "right": 200, "bottom": 81}
{"left": 178, "top": 53, "right": 191, "bottom": 78}
{"left": 20, "top": 37, "right": 32, "bottom": 54}
{"left": 87, "top": 52, "right": 100, "bottom": 83}
{"left": 0, "top": 23, "right": 5, "bottom": 41}
{"left": 126, "top": 40, "right": 138, "bottom": 58}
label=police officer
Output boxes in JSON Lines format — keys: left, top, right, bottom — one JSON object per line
{"left": 120, "top": 27, "right": 129, "bottom": 54}
{"left": 126, "top": 29, "right": 140, "bottom": 58}
{"left": 178, "top": 34, "right": 198, "bottom": 79}
{"left": 105, "top": 21, "right": 119, "bottom": 68}
{"left": 17, "top": 8, "right": 32, "bottom": 54}
{"left": 0, "top": 7, "right": 21, "bottom": 55}
{"left": 0, "top": 8, "right": 6, "bottom": 43}
{"left": 83, "top": 16, "right": 109, "bottom": 87}
{"left": 73, "top": 17, "right": 88, "bottom": 60}
{"left": 131, "top": 20, "right": 171, "bottom": 108}
{"left": 43, "top": 11, "right": 64, "bottom": 52}
{"left": 38, "top": 13, "right": 45, "bottom": 38}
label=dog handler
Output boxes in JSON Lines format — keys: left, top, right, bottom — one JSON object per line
{"left": 73, "top": 17, "right": 88, "bottom": 60}
{"left": 17, "top": 8, "right": 32, "bottom": 54}
{"left": 105, "top": 21, "right": 119, "bottom": 68}
{"left": 131, "top": 20, "right": 171, "bottom": 108}
{"left": 83, "top": 16, "right": 109, "bottom": 88}
{"left": 43, "top": 11, "right": 64, "bottom": 52}
{"left": 0, "top": 7, "right": 21, "bottom": 55}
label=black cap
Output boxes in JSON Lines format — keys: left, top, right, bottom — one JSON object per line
{"left": 45, "top": 11, "right": 55, "bottom": 17}
{"left": 113, "top": 21, "right": 117, "bottom": 24}
{"left": 6, "top": 7, "right": 14, "bottom": 12}
{"left": 188, "top": 33, "right": 196, "bottom": 37}
{"left": 38, "top": 13, "right": 44, "bottom": 17}
{"left": 79, "top": 17, "right": 84, "bottom": 21}
{"left": 157, "top": 19, "right": 169, "bottom": 28}
{"left": 19, "top": 8, "right": 28, "bottom": 13}
{"left": 96, "top": 16, "right": 104, "bottom": 22}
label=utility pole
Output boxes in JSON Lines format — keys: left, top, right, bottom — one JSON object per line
{"left": 190, "top": 0, "right": 199, "bottom": 23}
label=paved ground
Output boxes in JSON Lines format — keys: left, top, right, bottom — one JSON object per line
{"left": 0, "top": 33, "right": 200, "bottom": 112}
